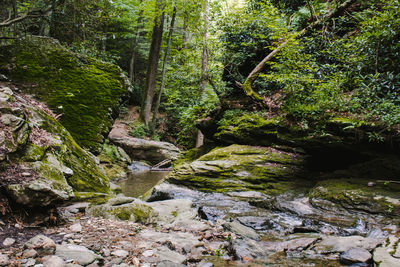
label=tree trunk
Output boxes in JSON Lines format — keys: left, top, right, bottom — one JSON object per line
{"left": 140, "top": 0, "right": 165, "bottom": 126}
{"left": 196, "top": 0, "right": 209, "bottom": 148}
{"left": 151, "top": 5, "right": 177, "bottom": 135}
{"left": 129, "top": 0, "right": 143, "bottom": 84}
{"left": 239, "top": 0, "right": 358, "bottom": 106}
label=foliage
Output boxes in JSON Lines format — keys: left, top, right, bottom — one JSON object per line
{"left": 129, "top": 121, "right": 150, "bottom": 138}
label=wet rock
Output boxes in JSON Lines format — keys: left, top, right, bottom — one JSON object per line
{"left": 223, "top": 221, "right": 260, "bottom": 240}
{"left": 111, "top": 250, "right": 129, "bottom": 258}
{"left": 340, "top": 248, "right": 372, "bottom": 264}
{"left": 0, "top": 254, "right": 9, "bottom": 266}
{"left": 24, "top": 235, "right": 56, "bottom": 256}
{"left": 55, "top": 244, "right": 102, "bottom": 265}
{"left": 2, "top": 237, "right": 16, "bottom": 247}
{"left": 313, "top": 235, "right": 382, "bottom": 254}
{"left": 23, "top": 258, "right": 36, "bottom": 267}
{"left": 237, "top": 216, "right": 276, "bottom": 231}
{"left": 42, "top": 255, "right": 65, "bottom": 267}
{"left": 198, "top": 206, "right": 225, "bottom": 222}
{"left": 231, "top": 238, "right": 269, "bottom": 260}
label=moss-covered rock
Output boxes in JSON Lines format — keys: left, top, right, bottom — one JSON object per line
{"left": 0, "top": 37, "right": 131, "bottom": 152}
{"left": 167, "top": 144, "right": 306, "bottom": 195}
{"left": 309, "top": 179, "right": 400, "bottom": 217}
{"left": 0, "top": 85, "right": 110, "bottom": 207}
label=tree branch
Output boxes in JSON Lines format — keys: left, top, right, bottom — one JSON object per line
{"left": 238, "top": 0, "right": 358, "bottom": 106}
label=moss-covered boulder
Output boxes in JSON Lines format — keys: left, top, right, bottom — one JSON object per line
{"left": 198, "top": 110, "right": 399, "bottom": 151}
{"left": 167, "top": 144, "right": 306, "bottom": 195}
{"left": 0, "top": 85, "right": 110, "bottom": 207}
{"left": 0, "top": 37, "right": 131, "bottom": 152}
{"left": 309, "top": 179, "right": 400, "bottom": 217}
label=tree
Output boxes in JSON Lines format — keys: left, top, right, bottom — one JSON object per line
{"left": 140, "top": 0, "right": 165, "bottom": 126}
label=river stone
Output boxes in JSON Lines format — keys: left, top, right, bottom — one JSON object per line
{"left": 313, "top": 236, "right": 382, "bottom": 254}
{"left": 339, "top": 248, "right": 372, "bottom": 264}
{"left": 42, "top": 255, "right": 65, "bottom": 267}
{"left": 152, "top": 247, "right": 186, "bottom": 264}
{"left": 0, "top": 254, "right": 9, "bottom": 266}
{"left": 111, "top": 250, "right": 129, "bottom": 258}
{"left": 223, "top": 221, "right": 260, "bottom": 240}
{"left": 56, "top": 244, "right": 102, "bottom": 265}
{"left": 69, "top": 223, "right": 82, "bottom": 233}
{"left": 2, "top": 237, "right": 16, "bottom": 247}
{"left": 148, "top": 199, "right": 196, "bottom": 225}
{"left": 137, "top": 229, "right": 201, "bottom": 253}
{"left": 156, "top": 261, "right": 186, "bottom": 267}
{"left": 23, "top": 258, "right": 36, "bottom": 267}
{"left": 24, "top": 235, "right": 56, "bottom": 256}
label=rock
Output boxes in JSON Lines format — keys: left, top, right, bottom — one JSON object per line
{"left": 0, "top": 254, "right": 9, "bottom": 266}
{"left": 147, "top": 199, "right": 196, "bottom": 225}
{"left": 22, "top": 249, "right": 38, "bottom": 259}
{"left": 168, "top": 145, "right": 305, "bottom": 195}
{"left": 310, "top": 179, "right": 400, "bottom": 216}
{"left": 109, "top": 134, "right": 180, "bottom": 164}
{"left": 156, "top": 261, "right": 186, "bottom": 267}
{"left": 152, "top": 247, "right": 186, "bottom": 264}
{"left": 24, "top": 235, "right": 56, "bottom": 256}
{"left": 313, "top": 236, "right": 382, "bottom": 254}
{"left": 87, "top": 197, "right": 156, "bottom": 224}
{"left": 137, "top": 229, "right": 202, "bottom": 254}
{"left": 2, "top": 237, "right": 16, "bottom": 246}
{"left": 0, "top": 36, "right": 131, "bottom": 152}
{"left": 340, "top": 248, "right": 372, "bottom": 264}
{"left": 24, "top": 258, "right": 36, "bottom": 267}
{"left": 69, "top": 223, "right": 82, "bottom": 233}
{"left": 373, "top": 235, "right": 400, "bottom": 266}
{"left": 42, "top": 255, "right": 65, "bottom": 267}
{"left": 223, "top": 221, "right": 260, "bottom": 240}
{"left": 56, "top": 244, "right": 102, "bottom": 266}
{"left": 111, "top": 250, "right": 129, "bottom": 258}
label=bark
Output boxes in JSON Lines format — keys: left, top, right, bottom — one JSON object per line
{"left": 140, "top": 0, "right": 165, "bottom": 126}
{"left": 12, "top": 0, "right": 17, "bottom": 36}
{"left": 129, "top": 0, "right": 144, "bottom": 83}
{"left": 151, "top": 5, "right": 177, "bottom": 135}
{"left": 196, "top": 0, "right": 209, "bottom": 148}
{"left": 239, "top": 0, "right": 358, "bottom": 106}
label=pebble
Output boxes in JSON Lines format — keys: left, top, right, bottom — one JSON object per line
{"left": 111, "top": 250, "right": 129, "bottom": 258}
{"left": 22, "top": 249, "right": 38, "bottom": 259}
{"left": 42, "top": 255, "right": 65, "bottom": 267}
{"left": 142, "top": 250, "right": 154, "bottom": 257}
{"left": 2, "top": 238, "right": 16, "bottom": 247}
{"left": 70, "top": 223, "right": 82, "bottom": 233}
{"left": 24, "top": 258, "right": 36, "bottom": 267}
{"left": 21, "top": 172, "right": 32, "bottom": 177}
{"left": 0, "top": 254, "right": 10, "bottom": 266}
{"left": 24, "top": 235, "right": 56, "bottom": 256}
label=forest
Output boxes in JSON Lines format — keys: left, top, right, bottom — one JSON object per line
{"left": 1, "top": 0, "right": 400, "bottom": 266}
{"left": 1, "top": 0, "right": 399, "bottom": 147}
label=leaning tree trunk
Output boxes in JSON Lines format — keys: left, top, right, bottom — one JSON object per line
{"left": 196, "top": 0, "right": 209, "bottom": 148}
{"left": 151, "top": 5, "right": 177, "bottom": 135}
{"left": 140, "top": 0, "right": 165, "bottom": 126}
{"left": 239, "top": 0, "right": 358, "bottom": 107}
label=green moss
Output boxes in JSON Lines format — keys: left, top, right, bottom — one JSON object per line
{"left": 21, "top": 144, "right": 48, "bottom": 162}
{"left": 310, "top": 179, "right": 400, "bottom": 216}
{"left": 168, "top": 144, "right": 305, "bottom": 195}
{"left": 0, "top": 37, "right": 130, "bottom": 152}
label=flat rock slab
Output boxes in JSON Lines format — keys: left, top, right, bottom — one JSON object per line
{"left": 223, "top": 221, "right": 260, "bottom": 240}
{"left": 137, "top": 229, "right": 201, "bottom": 252}
{"left": 314, "top": 236, "right": 382, "bottom": 254}
{"left": 56, "top": 244, "right": 102, "bottom": 265}
{"left": 340, "top": 247, "right": 372, "bottom": 264}
{"left": 373, "top": 235, "right": 400, "bottom": 266}
{"left": 148, "top": 199, "right": 196, "bottom": 225}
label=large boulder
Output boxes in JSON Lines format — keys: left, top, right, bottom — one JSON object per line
{"left": 109, "top": 134, "right": 180, "bottom": 165}
{"left": 167, "top": 144, "right": 306, "bottom": 194}
{"left": 0, "top": 37, "right": 131, "bottom": 152}
{"left": 0, "top": 85, "right": 110, "bottom": 207}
